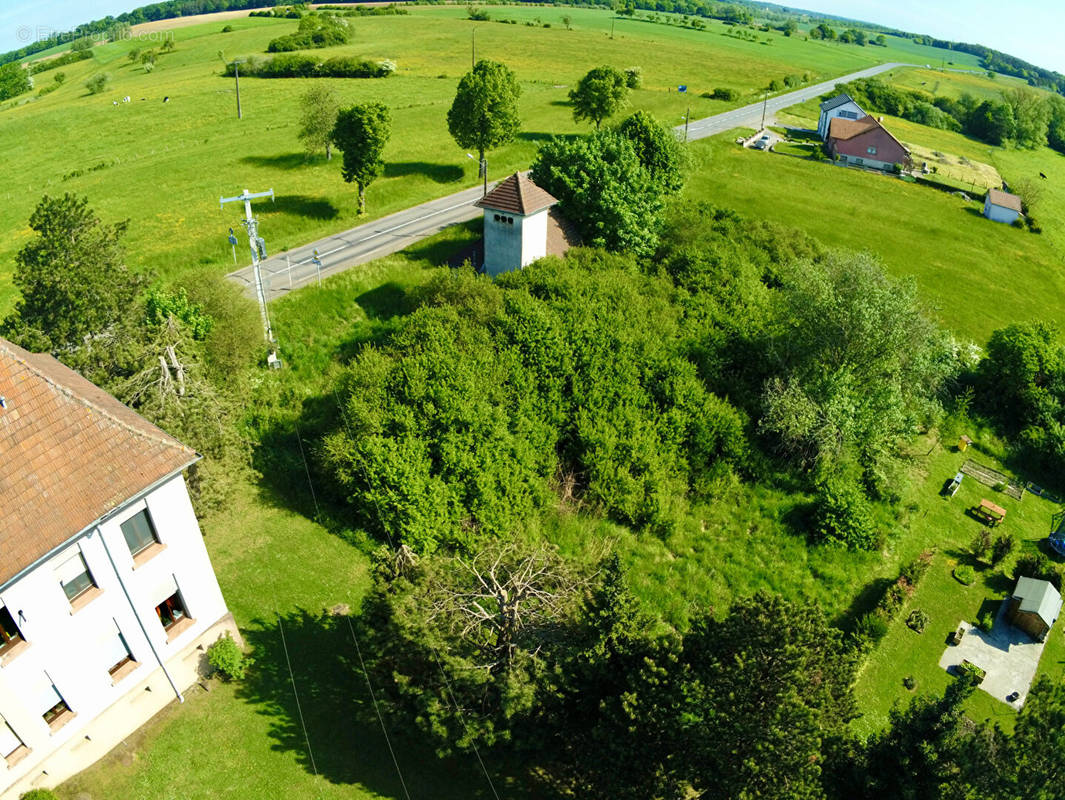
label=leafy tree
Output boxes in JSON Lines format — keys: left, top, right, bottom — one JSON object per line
{"left": 127, "top": 47, "right": 142, "bottom": 63}
{"left": 331, "top": 102, "right": 391, "bottom": 214}
{"left": 1002, "top": 87, "right": 1050, "bottom": 148}
{"left": 569, "top": 65, "right": 628, "bottom": 129}
{"left": 268, "top": 12, "right": 351, "bottom": 51}
{"left": 966, "top": 99, "right": 1015, "bottom": 145}
{"left": 680, "top": 593, "right": 858, "bottom": 800}
{"left": 0, "top": 62, "right": 31, "bottom": 101}
{"left": 860, "top": 676, "right": 975, "bottom": 799}
{"left": 84, "top": 72, "right": 111, "bottom": 94}
{"left": 297, "top": 85, "right": 340, "bottom": 160}
{"left": 1048, "top": 95, "right": 1065, "bottom": 154}
{"left": 53, "top": 72, "right": 66, "bottom": 85}
{"left": 813, "top": 475, "right": 879, "bottom": 550}
{"left": 530, "top": 129, "right": 664, "bottom": 255}
{"left": 617, "top": 110, "right": 685, "bottom": 193}
{"left": 446, "top": 60, "right": 521, "bottom": 177}
{"left": 1, "top": 194, "right": 144, "bottom": 352}
{"left": 551, "top": 556, "right": 684, "bottom": 799}
{"left": 760, "top": 252, "right": 955, "bottom": 490}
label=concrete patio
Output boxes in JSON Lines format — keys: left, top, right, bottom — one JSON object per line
{"left": 938, "top": 598, "right": 1046, "bottom": 709}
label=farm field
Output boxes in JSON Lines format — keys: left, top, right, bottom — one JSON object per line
{"left": 0, "top": 5, "right": 982, "bottom": 315}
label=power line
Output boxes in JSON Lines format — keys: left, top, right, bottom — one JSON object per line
{"left": 275, "top": 604, "right": 324, "bottom": 796}
{"left": 344, "top": 614, "right": 413, "bottom": 800}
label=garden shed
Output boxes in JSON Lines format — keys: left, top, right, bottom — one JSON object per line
{"left": 1006, "top": 577, "right": 1062, "bottom": 642}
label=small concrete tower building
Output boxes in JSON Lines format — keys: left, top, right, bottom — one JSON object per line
{"left": 475, "top": 173, "right": 558, "bottom": 278}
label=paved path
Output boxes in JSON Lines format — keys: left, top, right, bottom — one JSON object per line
{"left": 683, "top": 61, "right": 908, "bottom": 141}
{"left": 229, "top": 61, "right": 911, "bottom": 299}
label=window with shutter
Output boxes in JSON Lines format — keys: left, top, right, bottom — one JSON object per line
{"left": 56, "top": 550, "right": 96, "bottom": 603}
{"left": 0, "top": 720, "right": 22, "bottom": 758}
{"left": 121, "top": 510, "right": 159, "bottom": 557}
{"left": 0, "top": 606, "right": 24, "bottom": 656}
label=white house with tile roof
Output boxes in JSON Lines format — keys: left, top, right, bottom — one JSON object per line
{"left": 817, "top": 93, "right": 866, "bottom": 140}
{"left": 0, "top": 337, "right": 239, "bottom": 799}
{"left": 475, "top": 173, "right": 559, "bottom": 278}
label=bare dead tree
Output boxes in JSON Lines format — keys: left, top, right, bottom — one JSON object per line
{"left": 428, "top": 542, "right": 587, "bottom": 674}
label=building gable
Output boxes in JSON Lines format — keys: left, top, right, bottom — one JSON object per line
{"left": 0, "top": 338, "right": 197, "bottom": 587}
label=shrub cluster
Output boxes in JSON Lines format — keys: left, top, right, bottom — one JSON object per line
{"left": 267, "top": 12, "right": 351, "bottom": 52}
{"left": 953, "top": 564, "right": 976, "bottom": 585}
{"left": 226, "top": 54, "right": 394, "bottom": 79}
{"left": 207, "top": 632, "right": 251, "bottom": 681}
{"left": 813, "top": 477, "right": 878, "bottom": 550}
{"left": 29, "top": 48, "right": 92, "bottom": 74}
{"left": 853, "top": 550, "right": 935, "bottom": 647}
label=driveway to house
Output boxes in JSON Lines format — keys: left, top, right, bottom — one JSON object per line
{"left": 938, "top": 600, "right": 1048, "bottom": 709}
{"left": 228, "top": 61, "right": 912, "bottom": 300}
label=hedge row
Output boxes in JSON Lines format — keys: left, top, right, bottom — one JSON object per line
{"left": 224, "top": 54, "right": 395, "bottom": 79}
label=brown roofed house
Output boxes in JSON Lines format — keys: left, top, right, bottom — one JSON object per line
{"left": 475, "top": 173, "right": 562, "bottom": 278}
{"left": 826, "top": 115, "right": 911, "bottom": 173}
{"left": 0, "top": 336, "right": 239, "bottom": 796}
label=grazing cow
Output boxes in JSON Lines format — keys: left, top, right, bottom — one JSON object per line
{"left": 122, "top": 95, "right": 131, "bottom": 103}
{"left": 163, "top": 96, "right": 170, "bottom": 103}
{"left": 1040, "top": 172, "right": 1048, "bottom": 179}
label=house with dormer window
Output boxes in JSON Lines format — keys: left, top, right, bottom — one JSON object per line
{"left": 0, "top": 337, "right": 239, "bottom": 799}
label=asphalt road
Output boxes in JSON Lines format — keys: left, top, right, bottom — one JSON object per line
{"left": 229, "top": 61, "right": 911, "bottom": 300}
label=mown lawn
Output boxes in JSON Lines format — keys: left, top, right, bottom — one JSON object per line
{"left": 852, "top": 435, "right": 1063, "bottom": 738}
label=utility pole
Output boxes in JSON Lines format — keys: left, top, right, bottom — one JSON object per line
{"left": 472, "top": 29, "right": 476, "bottom": 69}
{"left": 684, "top": 104, "right": 690, "bottom": 143}
{"left": 610, "top": 18, "right": 615, "bottom": 39}
{"left": 220, "top": 188, "right": 275, "bottom": 346}
{"left": 760, "top": 87, "right": 769, "bottom": 131}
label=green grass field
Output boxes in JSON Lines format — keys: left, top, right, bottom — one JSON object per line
{"left": 0, "top": 5, "right": 988, "bottom": 315}
{"left": 682, "top": 134, "right": 1065, "bottom": 343}
{"left": 15, "top": 11, "right": 1062, "bottom": 797}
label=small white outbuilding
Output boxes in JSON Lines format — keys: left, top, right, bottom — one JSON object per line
{"left": 984, "top": 188, "right": 1023, "bottom": 224}
{"left": 475, "top": 173, "right": 558, "bottom": 278}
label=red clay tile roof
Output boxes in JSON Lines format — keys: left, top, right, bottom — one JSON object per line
{"left": 987, "top": 188, "right": 1023, "bottom": 213}
{"left": 475, "top": 173, "right": 558, "bottom": 215}
{"left": 827, "top": 115, "right": 881, "bottom": 140}
{"left": 0, "top": 338, "right": 197, "bottom": 586}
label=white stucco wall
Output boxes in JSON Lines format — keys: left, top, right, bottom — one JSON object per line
{"left": 482, "top": 208, "right": 551, "bottom": 278}
{"left": 0, "top": 474, "right": 231, "bottom": 797}
{"left": 818, "top": 100, "right": 865, "bottom": 139}
{"left": 984, "top": 197, "right": 1021, "bottom": 224}
{"left": 482, "top": 210, "right": 523, "bottom": 277}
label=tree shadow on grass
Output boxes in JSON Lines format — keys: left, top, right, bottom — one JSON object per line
{"left": 832, "top": 576, "right": 893, "bottom": 632}
{"left": 241, "top": 153, "right": 314, "bottom": 170}
{"left": 517, "top": 130, "right": 578, "bottom": 142}
{"left": 384, "top": 161, "right": 465, "bottom": 183}
{"left": 237, "top": 609, "right": 530, "bottom": 799}
{"left": 267, "top": 194, "right": 340, "bottom": 221}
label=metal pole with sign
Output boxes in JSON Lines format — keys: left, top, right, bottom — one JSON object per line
{"left": 228, "top": 228, "right": 238, "bottom": 265}
{"left": 220, "top": 188, "right": 275, "bottom": 344}
{"left": 312, "top": 249, "right": 323, "bottom": 287}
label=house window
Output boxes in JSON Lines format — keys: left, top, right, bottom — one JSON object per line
{"left": 36, "top": 678, "right": 72, "bottom": 730}
{"left": 866, "top": 146, "right": 878, "bottom": 155}
{"left": 0, "top": 719, "right": 24, "bottom": 760}
{"left": 493, "top": 214, "right": 500, "bottom": 222}
{"left": 155, "top": 591, "right": 188, "bottom": 632}
{"left": 0, "top": 607, "right": 25, "bottom": 656}
{"left": 56, "top": 550, "right": 96, "bottom": 604}
{"left": 854, "top": 157, "right": 864, "bottom": 165}
{"left": 121, "top": 509, "right": 159, "bottom": 558}
{"left": 105, "top": 626, "right": 135, "bottom": 677}
{"left": 839, "top": 110, "right": 857, "bottom": 119}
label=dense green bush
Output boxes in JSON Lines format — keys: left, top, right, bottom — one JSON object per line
{"left": 813, "top": 476, "right": 878, "bottom": 550}
{"left": 322, "top": 259, "right": 747, "bottom": 550}
{"left": 976, "top": 610, "right": 995, "bottom": 634}
{"left": 268, "top": 12, "right": 351, "bottom": 51}
{"left": 207, "top": 632, "right": 251, "bottom": 681}
{"left": 624, "top": 66, "right": 642, "bottom": 88}
{"left": 953, "top": 564, "right": 976, "bottom": 585}
{"left": 84, "top": 72, "right": 111, "bottom": 94}
{"left": 228, "top": 53, "right": 393, "bottom": 79}
{"left": 20, "top": 790, "right": 59, "bottom": 800}
{"left": 707, "top": 87, "right": 741, "bottom": 101}
{"left": 854, "top": 612, "right": 889, "bottom": 644}
{"left": 906, "top": 609, "right": 930, "bottom": 633}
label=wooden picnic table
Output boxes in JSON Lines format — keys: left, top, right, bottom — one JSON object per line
{"left": 976, "top": 498, "right": 1007, "bottom": 526}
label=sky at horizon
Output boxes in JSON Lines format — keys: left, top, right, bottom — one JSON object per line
{"left": 0, "top": 0, "right": 1062, "bottom": 74}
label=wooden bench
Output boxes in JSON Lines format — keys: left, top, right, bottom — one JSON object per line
{"left": 974, "top": 498, "right": 1006, "bottom": 527}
